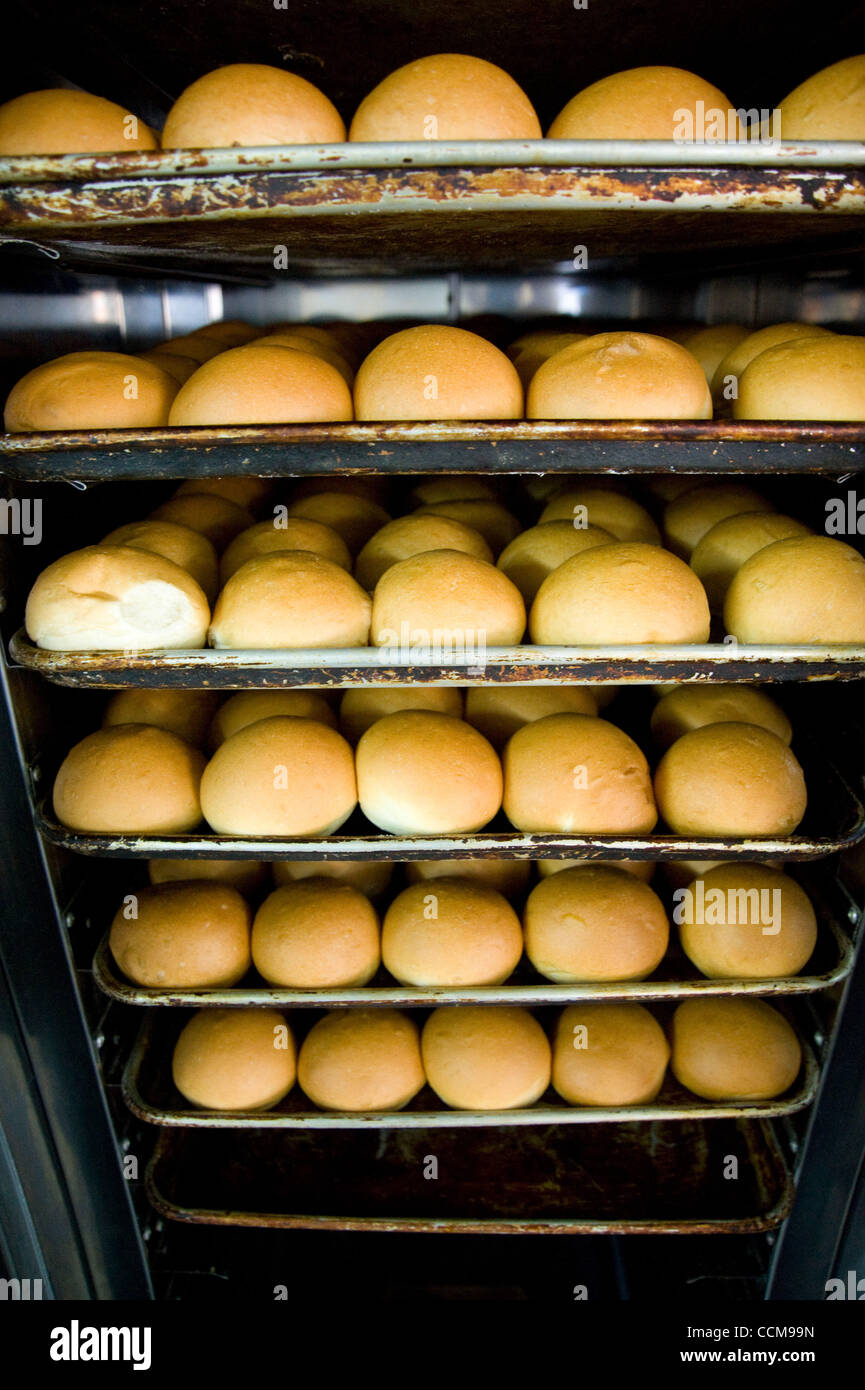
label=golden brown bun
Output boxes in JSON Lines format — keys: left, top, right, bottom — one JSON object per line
{"left": 297, "top": 1009, "right": 425, "bottom": 1111}
{"left": 349, "top": 54, "right": 541, "bottom": 141}
{"left": 503, "top": 713, "right": 657, "bottom": 833}
{"left": 200, "top": 716, "right": 356, "bottom": 835}
{"left": 269, "top": 323, "right": 353, "bottom": 358}
{"left": 464, "top": 685, "right": 597, "bottom": 749}
{"left": 530, "top": 543, "right": 710, "bottom": 645}
{"left": 254, "top": 332, "right": 354, "bottom": 386}
{"left": 4, "top": 352, "right": 177, "bottom": 432}
{"left": 776, "top": 55, "right": 865, "bottom": 140}
{"left": 690, "top": 512, "right": 811, "bottom": 612}
{"left": 724, "top": 536, "right": 865, "bottom": 644}
{"left": 539, "top": 487, "right": 662, "bottom": 545}
{"left": 172, "top": 1008, "right": 296, "bottom": 1111}
{"left": 711, "top": 322, "right": 833, "bottom": 401}
{"left": 153, "top": 334, "right": 224, "bottom": 365}
{"left": 371, "top": 550, "right": 526, "bottom": 647}
{"left": 162, "top": 63, "right": 345, "bottom": 148}
{"left": 663, "top": 483, "right": 774, "bottom": 559}
{"left": 210, "top": 691, "right": 336, "bottom": 748}
{"left": 0, "top": 88, "right": 158, "bottom": 154}
{"left": 654, "top": 722, "right": 807, "bottom": 836}
{"left": 552, "top": 1003, "right": 670, "bottom": 1106}
{"left": 140, "top": 350, "right": 200, "bottom": 385}
{"left": 681, "top": 324, "right": 749, "bottom": 384}
{"left": 356, "top": 711, "right": 502, "bottom": 834}
{"left": 110, "top": 881, "right": 251, "bottom": 987}
{"left": 53, "top": 725, "right": 204, "bottom": 832}
{"left": 220, "top": 517, "right": 351, "bottom": 584}
{"left": 339, "top": 686, "right": 464, "bottom": 744}
{"left": 537, "top": 858, "right": 655, "bottom": 882}
{"left": 148, "top": 858, "right": 269, "bottom": 895}
{"left": 285, "top": 493, "right": 391, "bottom": 557}
{"left": 409, "top": 477, "right": 499, "bottom": 506}
{"left": 421, "top": 1006, "right": 550, "bottom": 1110}
{"left": 103, "top": 688, "right": 220, "bottom": 747}
{"left": 252, "top": 881, "right": 380, "bottom": 987}
{"left": 25, "top": 545, "right": 210, "bottom": 651}
{"left": 173, "top": 476, "right": 273, "bottom": 510}
{"left": 272, "top": 859, "right": 393, "bottom": 897}
{"left": 209, "top": 552, "right": 371, "bottom": 649}
{"left": 354, "top": 514, "right": 492, "bottom": 590}
{"left": 382, "top": 877, "right": 522, "bottom": 986}
{"left": 410, "top": 500, "right": 520, "bottom": 557}
{"left": 168, "top": 345, "right": 353, "bottom": 425}
{"left": 548, "top": 66, "right": 740, "bottom": 140}
{"left": 524, "top": 866, "right": 668, "bottom": 982}
{"left": 528, "top": 332, "right": 712, "bottom": 420}
{"left": 735, "top": 336, "right": 865, "bottom": 421}
{"left": 677, "top": 863, "right": 816, "bottom": 978}
{"left": 512, "top": 335, "right": 587, "bottom": 388}
{"left": 150, "top": 494, "right": 254, "bottom": 551}
{"left": 193, "top": 321, "right": 261, "bottom": 347}
{"left": 354, "top": 325, "right": 523, "bottom": 421}
{"left": 102, "top": 519, "right": 219, "bottom": 603}
{"left": 671, "top": 998, "right": 801, "bottom": 1100}
{"left": 497, "top": 521, "right": 615, "bottom": 603}
{"left": 651, "top": 684, "right": 792, "bottom": 750}
{"left": 406, "top": 858, "right": 530, "bottom": 897}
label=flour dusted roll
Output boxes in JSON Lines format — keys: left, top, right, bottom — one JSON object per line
{"left": 735, "top": 335, "right": 865, "bottom": 421}
{"left": 690, "top": 512, "right": 811, "bottom": 612}
{"left": 654, "top": 722, "right": 807, "bottom": 837}
{"left": 650, "top": 684, "right": 792, "bottom": 750}
{"left": 209, "top": 691, "right": 337, "bottom": 748}
{"left": 53, "top": 725, "right": 204, "bottom": 833}
{"left": 421, "top": 1006, "right": 550, "bottom": 1110}
{"left": 496, "top": 521, "right": 615, "bottom": 604}
{"left": 338, "top": 686, "right": 464, "bottom": 744}
{"left": 371, "top": 550, "right": 526, "bottom": 647}
{"left": 272, "top": 859, "right": 394, "bottom": 898}
{"left": 162, "top": 63, "right": 346, "bottom": 147}
{"left": 252, "top": 881, "right": 380, "bottom": 988}
{"left": 503, "top": 714, "right": 657, "bottom": 834}
{"left": 356, "top": 711, "right": 502, "bottom": 834}
{"left": 724, "top": 537, "right": 865, "bottom": 644}
{"left": 464, "top": 685, "right": 598, "bottom": 749}
{"left": 150, "top": 493, "right": 254, "bottom": 550}
{"left": 349, "top": 54, "right": 541, "bottom": 141}
{"left": 548, "top": 66, "right": 741, "bottom": 140}
{"left": 102, "top": 519, "right": 219, "bottom": 603}
{"left": 775, "top": 55, "right": 865, "bottom": 140}
{"left": 524, "top": 866, "right": 669, "bottom": 983}
{"left": 552, "top": 1003, "right": 670, "bottom": 1106}
{"left": 382, "top": 878, "right": 522, "bottom": 986}
{"left": 199, "top": 717, "right": 356, "bottom": 835}
{"left": 25, "top": 546, "right": 210, "bottom": 651}
{"left": 167, "top": 346, "right": 353, "bottom": 425}
{"left": 297, "top": 1009, "right": 425, "bottom": 1111}
{"left": 110, "top": 881, "right": 252, "bottom": 988}
{"left": 671, "top": 998, "right": 801, "bottom": 1100}
{"left": 354, "top": 325, "right": 523, "bottom": 421}
{"left": 406, "top": 858, "right": 531, "bottom": 897}
{"left": 527, "top": 332, "right": 712, "bottom": 420}
{"left": 539, "top": 488, "right": 661, "bottom": 545}
{"left": 0, "top": 88, "right": 158, "bottom": 154}
{"left": 209, "top": 552, "right": 371, "bottom": 649}
{"left": 103, "top": 688, "right": 221, "bottom": 747}
{"left": 4, "top": 352, "right": 177, "bottom": 432}
{"left": 662, "top": 483, "right": 774, "bottom": 559}
{"left": 220, "top": 517, "right": 351, "bottom": 584}
{"left": 676, "top": 863, "right": 817, "bottom": 979}
{"left": 172, "top": 1009, "right": 296, "bottom": 1112}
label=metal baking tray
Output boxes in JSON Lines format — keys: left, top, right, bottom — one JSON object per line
{"left": 2, "top": 421, "right": 865, "bottom": 484}
{"left": 144, "top": 1116, "right": 794, "bottom": 1235}
{"left": 123, "top": 1010, "right": 819, "bottom": 1129}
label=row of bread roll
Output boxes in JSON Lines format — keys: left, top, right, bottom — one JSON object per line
{"left": 170, "top": 996, "right": 802, "bottom": 1112}
{"left": 111, "top": 860, "right": 816, "bottom": 991}
{"left": 52, "top": 705, "right": 808, "bottom": 837}
{"left": 5, "top": 55, "right": 860, "bottom": 156}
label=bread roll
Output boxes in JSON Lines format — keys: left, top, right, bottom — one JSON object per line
{"left": 272, "top": 859, "right": 393, "bottom": 897}
{"left": 527, "top": 333, "right": 712, "bottom": 419}
{"left": 530, "top": 543, "right": 710, "bottom": 645}
{"left": 53, "top": 725, "right": 204, "bottom": 832}
{"left": 512, "top": 334, "right": 587, "bottom": 388}
{"left": 548, "top": 66, "right": 740, "bottom": 140}
{"left": 671, "top": 998, "right": 801, "bottom": 1100}
{"left": 371, "top": 550, "right": 526, "bottom": 647}
{"left": 681, "top": 324, "right": 750, "bottom": 384}
{"left": 410, "top": 477, "right": 499, "bottom": 506}
{"left": 537, "top": 858, "right": 655, "bottom": 882}
{"left": 356, "top": 711, "right": 502, "bottom": 834}
{"left": 339, "top": 686, "right": 463, "bottom": 744}
{"left": 168, "top": 345, "right": 352, "bottom": 425}
{"left": 153, "top": 334, "right": 224, "bottom": 365}
{"left": 200, "top": 717, "right": 357, "bottom": 835}
{"left": 148, "top": 858, "right": 269, "bottom": 895}
{"left": 690, "top": 512, "right": 811, "bottom": 612}
{"left": 220, "top": 516, "right": 351, "bottom": 584}
{"left": 140, "top": 350, "right": 199, "bottom": 385}
{"left": 776, "top": 55, "right": 865, "bottom": 140}
{"left": 209, "top": 691, "right": 336, "bottom": 748}
{"left": 150, "top": 494, "right": 254, "bottom": 550}
{"left": 676, "top": 864, "right": 817, "bottom": 978}
{"left": 503, "top": 713, "right": 657, "bottom": 833}
{"left": 285, "top": 493, "right": 390, "bottom": 557}
{"left": 25, "top": 545, "right": 210, "bottom": 651}
{"left": 735, "top": 335, "right": 865, "bottom": 421}
{"left": 110, "top": 881, "right": 251, "bottom": 987}
{"left": 654, "top": 722, "right": 807, "bottom": 836}
{"left": 406, "top": 858, "right": 531, "bottom": 897}
{"left": 421, "top": 1006, "right": 550, "bottom": 1110}
{"left": 173, "top": 475, "right": 273, "bottom": 510}
{"left": 464, "top": 685, "right": 597, "bottom": 749}
{"left": 382, "top": 878, "right": 522, "bottom": 986}
{"left": 354, "top": 325, "right": 523, "bottom": 421}
{"left": 172, "top": 1008, "right": 296, "bottom": 1111}
{"left": 539, "top": 488, "right": 661, "bottom": 545}
{"left": 711, "top": 322, "right": 833, "bottom": 401}
{"left": 255, "top": 332, "right": 354, "bottom": 385}
{"left": 162, "top": 63, "right": 345, "bottom": 147}
{"left": 349, "top": 54, "right": 541, "bottom": 140}
{"left": 102, "top": 519, "right": 219, "bottom": 603}
{"left": 497, "top": 521, "right": 614, "bottom": 603}
{"left": 4, "top": 352, "right": 177, "bottom": 432}
{"left": 411, "top": 501, "right": 520, "bottom": 556}
{"left": 103, "top": 688, "right": 220, "bottom": 747}
{"left": 724, "top": 536, "right": 865, "bottom": 644}
{"left": 252, "top": 881, "right": 380, "bottom": 987}
{"left": 552, "top": 1003, "right": 670, "bottom": 1106}
{"left": 194, "top": 321, "right": 262, "bottom": 348}
{"left": 297, "top": 1009, "right": 425, "bottom": 1111}
{"left": 0, "top": 88, "right": 158, "bottom": 154}
{"left": 355, "top": 514, "right": 493, "bottom": 590}
{"left": 663, "top": 483, "right": 774, "bottom": 559}
{"left": 524, "top": 866, "right": 669, "bottom": 982}
{"left": 209, "top": 552, "right": 371, "bottom": 649}
{"left": 651, "top": 684, "right": 792, "bottom": 750}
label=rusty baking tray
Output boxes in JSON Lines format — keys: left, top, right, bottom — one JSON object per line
{"left": 123, "top": 1010, "right": 819, "bottom": 1129}
{"left": 2, "top": 421, "right": 865, "bottom": 484}
{"left": 144, "top": 1116, "right": 794, "bottom": 1234}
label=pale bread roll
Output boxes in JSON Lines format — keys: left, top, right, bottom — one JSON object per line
{"left": 103, "top": 688, "right": 221, "bottom": 747}
{"left": 411, "top": 500, "right": 521, "bottom": 556}
{"left": 355, "top": 514, "right": 492, "bottom": 589}
{"left": 406, "top": 858, "right": 531, "bottom": 897}
{"left": 173, "top": 475, "right": 273, "bottom": 510}
{"left": 527, "top": 333, "right": 712, "bottom": 420}
{"left": 735, "top": 335, "right": 865, "bottom": 421}
{"left": 252, "top": 881, "right": 380, "bottom": 988}
{"left": 53, "top": 725, "right": 204, "bottom": 832}
{"left": 711, "top": 322, "right": 834, "bottom": 401}
{"left": 524, "top": 866, "right": 669, "bottom": 982}
{"left": 371, "top": 550, "right": 526, "bottom": 647}
{"left": 552, "top": 1003, "right": 670, "bottom": 1106}
{"left": 167, "top": 346, "right": 353, "bottom": 425}
{"left": 209, "top": 552, "right": 371, "bottom": 649}
{"left": 285, "top": 493, "right": 391, "bottom": 557}
{"left": 654, "top": 722, "right": 807, "bottom": 836}
{"left": 496, "top": 521, "right": 615, "bottom": 604}
{"left": 150, "top": 493, "right": 254, "bottom": 550}
{"left": 339, "top": 686, "right": 464, "bottom": 744}
{"left": 681, "top": 324, "right": 749, "bottom": 384}
{"left": 650, "top": 684, "right": 792, "bottom": 750}
{"left": 724, "top": 537, "right": 865, "bottom": 644}
{"left": 677, "top": 863, "right": 817, "bottom": 978}
{"left": 464, "top": 685, "right": 598, "bottom": 749}
{"left": 548, "top": 66, "right": 741, "bottom": 140}
{"left": 349, "top": 54, "right": 541, "bottom": 140}
{"left": 690, "top": 512, "right": 811, "bottom": 612}
{"left": 148, "top": 858, "right": 269, "bottom": 895}
{"left": 110, "top": 881, "right": 251, "bottom": 987}
{"left": 421, "top": 1006, "right": 551, "bottom": 1110}
{"left": 297, "top": 1009, "right": 425, "bottom": 1111}
{"left": 220, "top": 517, "right": 351, "bottom": 584}
{"left": 162, "top": 63, "right": 346, "bottom": 148}
{"left": 4, "top": 352, "right": 177, "bottom": 432}
{"left": 671, "top": 998, "right": 801, "bottom": 1100}
{"left": 775, "top": 55, "right": 865, "bottom": 140}
{"left": 382, "top": 877, "right": 523, "bottom": 986}
{"left": 536, "top": 858, "right": 655, "bottom": 882}
{"left": 102, "top": 519, "right": 219, "bottom": 603}
{"left": 354, "top": 325, "right": 523, "bottom": 421}
{"left": 0, "top": 88, "right": 158, "bottom": 154}
{"left": 172, "top": 1009, "right": 296, "bottom": 1111}
{"left": 272, "top": 859, "right": 394, "bottom": 898}
{"left": 539, "top": 488, "right": 661, "bottom": 545}
{"left": 209, "top": 691, "right": 337, "bottom": 748}
{"left": 662, "top": 483, "right": 774, "bottom": 559}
